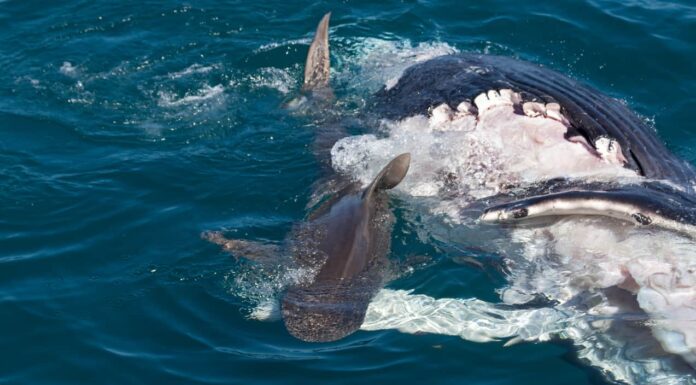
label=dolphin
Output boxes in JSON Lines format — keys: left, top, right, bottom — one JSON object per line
{"left": 205, "top": 153, "right": 410, "bottom": 342}
{"left": 281, "top": 152, "right": 410, "bottom": 341}
{"left": 204, "top": 14, "right": 411, "bottom": 342}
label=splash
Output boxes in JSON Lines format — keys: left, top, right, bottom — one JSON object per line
{"left": 331, "top": 89, "right": 638, "bottom": 208}
{"left": 157, "top": 84, "right": 225, "bottom": 107}
{"left": 225, "top": 260, "right": 317, "bottom": 321}
{"left": 246, "top": 67, "right": 298, "bottom": 95}
{"left": 168, "top": 63, "right": 216, "bottom": 79}
{"left": 362, "top": 288, "right": 696, "bottom": 385}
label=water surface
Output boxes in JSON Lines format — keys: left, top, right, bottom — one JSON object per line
{"left": 1, "top": 1, "right": 695, "bottom": 384}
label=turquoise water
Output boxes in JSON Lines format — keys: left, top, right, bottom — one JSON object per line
{"left": 1, "top": 1, "right": 695, "bottom": 384}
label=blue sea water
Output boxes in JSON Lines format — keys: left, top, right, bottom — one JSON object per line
{"left": 1, "top": 1, "right": 695, "bottom": 384}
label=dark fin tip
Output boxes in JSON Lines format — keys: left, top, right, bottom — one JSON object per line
{"left": 363, "top": 153, "right": 411, "bottom": 200}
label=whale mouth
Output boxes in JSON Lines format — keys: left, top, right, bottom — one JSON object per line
{"left": 331, "top": 88, "right": 640, "bottom": 207}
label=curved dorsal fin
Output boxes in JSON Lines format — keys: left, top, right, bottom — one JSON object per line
{"left": 302, "top": 12, "right": 331, "bottom": 92}
{"left": 363, "top": 153, "right": 411, "bottom": 201}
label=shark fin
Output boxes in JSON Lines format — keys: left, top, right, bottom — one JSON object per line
{"left": 363, "top": 153, "right": 411, "bottom": 200}
{"left": 302, "top": 12, "right": 331, "bottom": 93}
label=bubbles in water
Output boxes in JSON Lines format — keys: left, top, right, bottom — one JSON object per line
{"left": 168, "top": 63, "right": 216, "bottom": 79}
{"left": 246, "top": 67, "right": 298, "bottom": 95}
{"left": 157, "top": 84, "right": 225, "bottom": 107}
{"left": 59, "top": 61, "right": 79, "bottom": 77}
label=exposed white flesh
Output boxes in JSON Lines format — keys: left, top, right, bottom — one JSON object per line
{"left": 331, "top": 89, "right": 639, "bottom": 201}
{"left": 330, "top": 89, "right": 696, "bottom": 379}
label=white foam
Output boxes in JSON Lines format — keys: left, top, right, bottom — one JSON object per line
{"left": 169, "top": 63, "right": 216, "bottom": 79}
{"left": 59, "top": 61, "right": 78, "bottom": 77}
{"left": 247, "top": 67, "right": 297, "bottom": 95}
{"left": 250, "top": 299, "right": 281, "bottom": 322}
{"left": 254, "top": 37, "right": 312, "bottom": 54}
{"left": 332, "top": 37, "right": 458, "bottom": 93}
{"left": 157, "top": 84, "right": 225, "bottom": 107}
{"left": 248, "top": 37, "right": 456, "bottom": 100}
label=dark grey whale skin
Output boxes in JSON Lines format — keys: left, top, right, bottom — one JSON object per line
{"left": 374, "top": 54, "right": 696, "bottom": 190}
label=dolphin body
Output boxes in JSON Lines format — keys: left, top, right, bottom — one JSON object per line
{"left": 205, "top": 14, "right": 411, "bottom": 342}
{"left": 281, "top": 152, "right": 410, "bottom": 342}
{"left": 206, "top": 153, "right": 410, "bottom": 342}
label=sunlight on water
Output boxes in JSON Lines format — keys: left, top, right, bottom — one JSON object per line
{"left": 1, "top": 1, "right": 695, "bottom": 384}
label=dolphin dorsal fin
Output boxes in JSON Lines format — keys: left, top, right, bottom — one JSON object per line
{"left": 363, "top": 153, "right": 411, "bottom": 200}
{"left": 302, "top": 12, "right": 331, "bottom": 92}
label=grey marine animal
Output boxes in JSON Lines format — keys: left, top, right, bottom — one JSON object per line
{"left": 204, "top": 13, "right": 411, "bottom": 342}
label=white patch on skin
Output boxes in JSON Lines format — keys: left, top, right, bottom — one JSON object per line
{"left": 331, "top": 89, "right": 639, "bottom": 203}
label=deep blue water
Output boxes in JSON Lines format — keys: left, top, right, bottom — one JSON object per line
{"left": 1, "top": 1, "right": 695, "bottom": 384}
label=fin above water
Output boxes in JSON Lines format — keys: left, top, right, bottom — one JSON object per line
{"left": 363, "top": 153, "right": 411, "bottom": 200}
{"left": 302, "top": 12, "right": 331, "bottom": 92}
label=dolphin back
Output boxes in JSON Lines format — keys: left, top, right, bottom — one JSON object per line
{"left": 281, "top": 153, "right": 411, "bottom": 342}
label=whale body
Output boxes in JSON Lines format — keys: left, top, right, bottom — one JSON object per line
{"left": 330, "top": 50, "right": 696, "bottom": 380}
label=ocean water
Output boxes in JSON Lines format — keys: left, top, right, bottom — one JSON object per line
{"left": 1, "top": 1, "right": 695, "bottom": 384}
